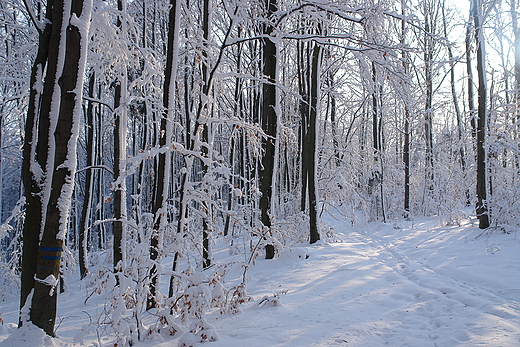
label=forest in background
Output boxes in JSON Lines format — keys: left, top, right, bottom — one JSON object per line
{"left": 0, "top": 0, "right": 519, "bottom": 343}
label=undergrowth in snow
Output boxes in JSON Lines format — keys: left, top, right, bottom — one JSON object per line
{"left": 0, "top": 212, "right": 519, "bottom": 346}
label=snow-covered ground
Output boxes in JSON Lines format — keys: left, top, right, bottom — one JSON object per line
{"left": 1, "top": 213, "right": 519, "bottom": 346}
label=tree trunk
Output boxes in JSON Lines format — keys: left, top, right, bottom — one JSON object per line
{"left": 423, "top": 1, "right": 434, "bottom": 197}
{"left": 79, "top": 71, "right": 96, "bottom": 279}
{"left": 329, "top": 73, "right": 340, "bottom": 167}
{"left": 371, "top": 62, "right": 386, "bottom": 222}
{"left": 296, "top": 39, "right": 310, "bottom": 212}
{"left": 28, "top": 0, "right": 92, "bottom": 335}
{"left": 113, "top": 0, "right": 127, "bottom": 272}
{"left": 96, "top": 84, "right": 105, "bottom": 250}
{"left": 401, "top": 0, "right": 411, "bottom": 215}
{"left": 466, "top": 16, "right": 477, "bottom": 140}
{"left": 513, "top": 0, "right": 520, "bottom": 100}
{"left": 512, "top": 0, "right": 520, "bottom": 168}
{"left": 260, "top": 0, "right": 277, "bottom": 259}
{"left": 372, "top": 62, "right": 381, "bottom": 156}
{"left": 297, "top": 40, "right": 309, "bottom": 212}
{"left": 472, "top": 0, "right": 490, "bottom": 228}
{"left": 200, "top": 0, "right": 211, "bottom": 269}
{"left": 307, "top": 43, "right": 322, "bottom": 244}
{"left": 224, "top": 31, "right": 243, "bottom": 237}
{"left": 20, "top": 0, "right": 53, "bottom": 317}
{"left": 149, "top": 0, "right": 181, "bottom": 309}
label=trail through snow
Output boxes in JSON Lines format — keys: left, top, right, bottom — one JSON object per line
{"left": 201, "top": 216, "right": 520, "bottom": 347}
{"left": 0, "top": 214, "right": 519, "bottom": 346}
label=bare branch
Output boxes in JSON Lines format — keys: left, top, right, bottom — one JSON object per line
{"left": 22, "top": 0, "right": 44, "bottom": 33}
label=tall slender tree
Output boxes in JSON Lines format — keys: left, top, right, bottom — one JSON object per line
{"left": 307, "top": 42, "right": 322, "bottom": 244}
{"left": 113, "top": 0, "right": 128, "bottom": 272}
{"left": 512, "top": 0, "right": 520, "bottom": 168}
{"left": 472, "top": 0, "right": 490, "bottom": 228}
{"left": 260, "top": 0, "right": 278, "bottom": 259}
{"left": 423, "top": 0, "right": 436, "bottom": 196}
{"left": 401, "top": 0, "right": 411, "bottom": 215}
{"left": 148, "top": 0, "right": 181, "bottom": 309}
{"left": 78, "top": 71, "right": 96, "bottom": 279}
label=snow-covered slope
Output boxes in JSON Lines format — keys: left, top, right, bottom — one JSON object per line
{"left": 1, "top": 214, "right": 519, "bottom": 346}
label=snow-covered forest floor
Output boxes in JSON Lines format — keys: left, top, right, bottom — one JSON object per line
{"left": 1, "top": 211, "right": 519, "bottom": 347}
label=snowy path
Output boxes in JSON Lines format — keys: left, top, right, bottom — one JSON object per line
{"left": 197, "top": 217, "right": 520, "bottom": 347}
{"left": 0, "top": 216, "right": 518, "bottom": 347}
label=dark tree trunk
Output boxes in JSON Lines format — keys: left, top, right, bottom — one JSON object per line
{"left": 149, "top": 0, "right": 180, "bottom": 309}
{"left": 404, "top": 106, "right": 410, "bottom": 214}
{"left": 260, "top": 0, "right": 277, "bottom": 259}
{"left": 329, "top": 76, "right": 340, "bottom": 167}
{"left": 113, "top": 0, "right": 126, "bottom": 272}
{"left": 372, "top": 62, "right": 380, "bottom": 156}
{"left": 201, "top": 0, "right": 211, "bottom": 270}
{"left": 113, "top": 97, "right": 124, "bottom": 270}
{"left": 28, "top": 0, "right": 91, "bottom": 335}
{"left": 401, "top": 0, "right": 410, "bottom": 215}
{"left": 20, "top": 0, "right": 53, "bottom": 317}
{"left": 472, "top": 0, "right": 490, "bottom": 229}
{"left": 224, "top": 33, "right": 243, "bottom": 237}
{"left": 371, "top": 62, "right": 386, "bottom": 222}
{"left": 307, "top": 43, "right": 322, "bottom": 244}
{"left": 297, "top": 40, "right": 309, "bottom": 212}
{"left": 170, "top": 21, "right": 193, "bottom": 287}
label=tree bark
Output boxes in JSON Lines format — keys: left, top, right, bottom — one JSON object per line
{"left": 472, "top": 0, "right": 490, "bottom": 228}
{"left": 371, "top": 62, "right": 386, "bottom": 222}
{"left": 512, "top": 0, "right": 520, "bottom": 168}
{"left": 297, "top": 40, "right": 309, "bottom": 212}
{"left": 423, "top": 0, "right": 435, "bottom": 196}
{"left": 28, "top": 0, "right": 92, "bottom": 335}
{"left": 466, "top": 15, "right": 477, "bottom": 140}
{"left": 200, "top": 0, "right": 211, "bottom": 269}
{"left": 149, "top": 0, "right": 180, "bottom": 308}
{"left": 78, "top": 71, "right": 96, "bottom": 279}
{"left": 113, "top": 0, "right": 127, "bottom": 272}
{"left": 260, "top": 0, "right": 278, "bottom": 259}
{"left": 20, "top": 0, "right": 54, "bottom": 317}
{"left": 513, "top": 0, "right": 520, "bottom": 103}
{"left": 372, "top": 62, "right": 381, "bottom": 157}
{"left": 401, "top": 0, "right": 411, "bottom": 215}
{"left": 328, "top": 73, "right": 340, "bottom": 167}
{"left": 224, "top": 30, "right": 243, "bottom": 237}
{"left": 308, "top": 43, "right": 322, "bottom": 244}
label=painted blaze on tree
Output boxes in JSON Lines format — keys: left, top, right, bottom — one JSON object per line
{"left": 20, "top": 0, "right": 92, "bottom": 336}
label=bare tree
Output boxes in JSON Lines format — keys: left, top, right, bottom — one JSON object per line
{"left": 260, "top": 0, "right": 278, "bottom": 259}
{"left": 512, "top": 0, "right": 520, "bottom": 167}
{"left": 112, "top": 0, "right": 128, "bottom": 272}
{"left": 20, "top": 0, "right": 92, "bottom": 335}
{"left": 148, "top": 0, "right": 180, "bottom": 309}
{"left": 472, "top": 0, "right": 490, "bottom": 228}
